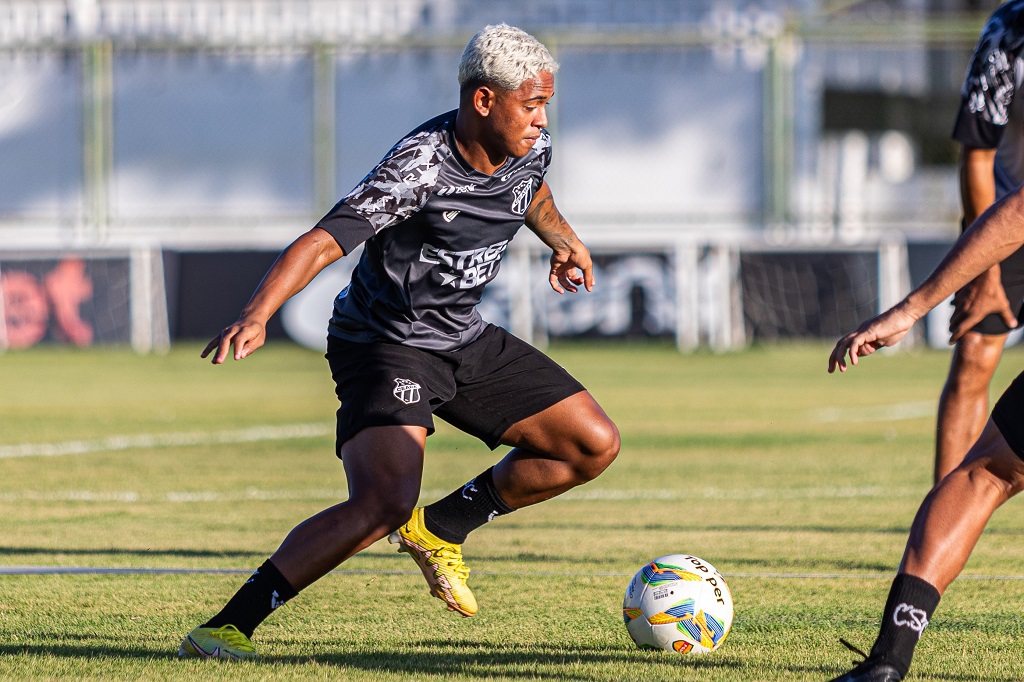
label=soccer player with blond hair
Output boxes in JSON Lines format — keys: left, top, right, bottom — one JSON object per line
{"left": 178, "top": 24, "right": 619, "bottom": 660}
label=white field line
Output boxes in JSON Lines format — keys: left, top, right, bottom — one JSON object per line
{"left": 812, "top": 401, "right": 934, "bottom": 423}
{"left": 0, "top": 402, "right": 935, "bottom": 461}
{"left": 0, "top": 486, "right": 923, "bottom": 504}
{"left": 0, "top": 423, "right": 333, "bottom": 459}
{"left": 2, "top": 565, "right": 1024, "bottom": 581}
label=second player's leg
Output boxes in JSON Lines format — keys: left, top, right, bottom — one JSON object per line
{"left": 828, "top": 418, "right": 1024, "bottom": 681}
{"left": 935, "top": 331, "right": 1006, "bottom": 482}
{"left": 493, "top": 390, "right": 620, "bottom": 508}
{"left": 903, "top": 418, "right": 1024, "bottom": 592}
{"left": 270, "top": 424, "right": 428, "bottom": 591}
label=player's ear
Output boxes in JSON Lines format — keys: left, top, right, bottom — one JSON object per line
{"left": 472, "top": 86, "right": 496, "bottom": 117}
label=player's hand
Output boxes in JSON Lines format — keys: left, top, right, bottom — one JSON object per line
{"left": 828, "top": 306, "right": 917, "bottom": 374}
{"left": 200, "top": 318, "right": 267, "bottom": 364}
{"left": 549, "top": 245, "right": 594, "bottom": 294}
{"left": 948, "top": 271, "right": 1017, "bottom": 342}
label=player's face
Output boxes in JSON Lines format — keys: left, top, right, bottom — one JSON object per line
{"left": 488, "top": 71, "right": 554, "bottom": 158}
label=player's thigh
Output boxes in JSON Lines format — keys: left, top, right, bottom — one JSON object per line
{"left": 434, "top": 325, "right": 590, "bottom": 450}
{"left": 326, "top": 336, "right": 456, "bottom": 454}
{"left": 500, "top": 389, "right": 620, "bottom": 464}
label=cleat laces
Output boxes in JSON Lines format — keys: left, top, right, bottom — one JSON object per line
{"left": 209, "top": 625, "right": 256, "bottom": 654}
{"left": 840, "top": 638, "right": 869, "bottom": 661}
{"left": 434, "top": 545, "right": 470, "bottom": 582}
{"left": 839, "top": 637, "right": 876, "bottom": 672}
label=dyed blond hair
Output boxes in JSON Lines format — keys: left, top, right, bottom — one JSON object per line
{"left": 458, "top": 24, "right": 559, "bottom": 92}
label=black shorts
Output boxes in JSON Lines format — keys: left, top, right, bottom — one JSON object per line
{"left": 993, "top": 371, "right": 1024, "bottom": 460}
{"left": 325, "top": 324, "right": 585, "bottom": 452}
{"left": 962, "top": 217, "right": 1024, "bottom": 335}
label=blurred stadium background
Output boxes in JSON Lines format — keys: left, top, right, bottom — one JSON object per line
{"left": 0, "top": 0, "right": 1007, "bottom": 353}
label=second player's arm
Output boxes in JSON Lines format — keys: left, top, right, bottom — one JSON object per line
{"left": 829, "top": 186, "right": 1024, "bottom": 372}
{"left": 949, "top": 145, "right": 1016, "bottom": 339}
{"left": 523, "top": 181, "right": 593, "bottom": 294}
{"left": 202, "top": 227, "right": 344, "bottom": 364}
{"left": 961, "top": 146, "right": 997, "bottom": 225}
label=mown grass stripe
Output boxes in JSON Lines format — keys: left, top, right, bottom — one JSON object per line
{"left": 3, "top": 565, "right": 1024, "bottom": 582}
{"left": 0, "top": 486, "right": 923, "bottom": 503}
{"left": 0, "top": 423, "right": 333, "bottom": 459}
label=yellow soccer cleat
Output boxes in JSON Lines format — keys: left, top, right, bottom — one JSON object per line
{"left": 178, "top": 624, "right": 257, "bottom": 661}
{"left": 389, "top": 507, "right": 478, "bottom": 617}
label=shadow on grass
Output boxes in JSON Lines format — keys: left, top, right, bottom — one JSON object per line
{"left": 0, "top": 640, "right": 741, "bottom": 680}
{"left": 803, "top": 663, "right": 1022, "bottom": 682}
{"left": 267, "top": 639, "right": 747, "bottom": 680}
{"left": 1, "top": 642, "right": 1018, "bottom": 681}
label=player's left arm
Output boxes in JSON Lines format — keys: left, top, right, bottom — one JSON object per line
{"left": 524, "top": 181, "right": 593, "bottom": 294}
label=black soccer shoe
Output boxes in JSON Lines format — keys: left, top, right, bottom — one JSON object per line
{"left": 828, "top": 661, "right": 902, "bottom": 682}
{"left": 828, "top": 639, "right": 902, "bottom": 681}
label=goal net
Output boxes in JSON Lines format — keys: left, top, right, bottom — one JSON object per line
{"left": 733, "top": 238, "right": 912, "bottom": 346}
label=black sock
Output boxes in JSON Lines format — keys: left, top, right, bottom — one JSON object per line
{"left": 423, "top": 467, "right": 515, "bottom": 544}
{"left": 868, "top": 573, "right": 941, "bottom": 677}
{"left": 203, "top": 559, "right": 298, "bottom": 638}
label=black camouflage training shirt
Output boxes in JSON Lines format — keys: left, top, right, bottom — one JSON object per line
{"left": 953, "top": 0, "right": 1024, "bottom": 196}
{"left": 315, "top": 110, "right": 552, "bottom": 351}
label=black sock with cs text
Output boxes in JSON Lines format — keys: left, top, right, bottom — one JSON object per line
{"left": 868, "top": 573, "right": 941, "bottom": 678}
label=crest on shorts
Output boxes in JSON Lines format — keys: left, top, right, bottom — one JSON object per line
{"left": 393, "top": 378, "right": 422, "bottom": 404}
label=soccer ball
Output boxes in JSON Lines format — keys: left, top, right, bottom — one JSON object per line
{"left": 622, "top": 554, "right": 733, "bottom": 654}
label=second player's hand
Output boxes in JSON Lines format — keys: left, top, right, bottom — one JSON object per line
{"left": 201, "top": 319, "right": 267, "bottom": 364}
{"left": 949, "top": 272, "right": 1017, "bottom": 342}
{"left": 828, "top": 306, "right": 918, "bottom": 374}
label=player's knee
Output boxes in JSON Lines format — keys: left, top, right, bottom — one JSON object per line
{"left": 956, "top": 447, "right": 1024, "bottom": 500}
{"left": 351, "top": 490, "right": 418, "bottom": 537}
{"left": 571, "top": 417, "right": 620, "bottom": 481}
{"left": 951, "top": 337, "right": 1004, "bottom": 388}
{"left": 380, "top": 495, "right": 418, "bottom": 534}
{"left": 961, "top": 464, "right": 1018, "bottom": 502}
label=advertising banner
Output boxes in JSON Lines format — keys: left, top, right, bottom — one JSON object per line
{"left": 0, "top": 255, "right": 131, "bottom": 349}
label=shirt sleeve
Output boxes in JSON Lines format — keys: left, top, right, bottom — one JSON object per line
{"left": 313, "top": 202, "right": 376, "bottom": 255}
{"left": 533, "top": 128, "right": 553, "bottom": 191}
{"left": 314, "top": 130, "right": 446, "bottom": 254}
{"left": 952, "top": 16, "right": 1017, "bottom": 149}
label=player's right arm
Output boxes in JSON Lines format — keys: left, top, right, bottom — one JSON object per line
{"left": 202, "top": 227, "right": 344, "bottom": 364}
{"left": 829, "top": 185, "right": 1024, "bottom": 373}
{"left": 203, "top": 123, "right": 444, "bottom": 364}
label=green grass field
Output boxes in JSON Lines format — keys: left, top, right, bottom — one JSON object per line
{"left": 3, "top": 341, "right": 1024, "bottom": 681}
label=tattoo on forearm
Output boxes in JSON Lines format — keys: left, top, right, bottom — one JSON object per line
{"left": 527, "top": 195, "right": 575, "bottom": 249}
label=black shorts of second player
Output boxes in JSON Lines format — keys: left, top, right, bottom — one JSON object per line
{"left": 992, "top": 371, "right": 1024, "bottom": 460}
{"left": 963, "top": 232, "right": 1024, "bottom": 335}
{"left": 325, "top": 324, "right": 586, "bottom": 453}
